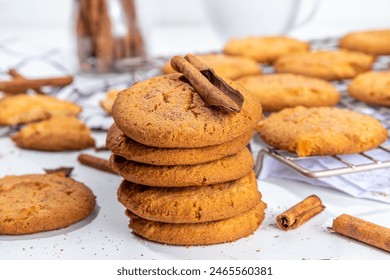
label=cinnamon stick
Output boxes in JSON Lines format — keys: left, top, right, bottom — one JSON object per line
{"left": 276, "top": 195, "right": 325, "bottom": 230}
{"left": 0, "top": 76, "right": 73, "bottom": 93}
{"left": 332, "top": 214, "right": 390, "bottom": 252}
{"left": 185, "top": 54, "right": 244, "bottom": 108}
{"left": 77, "top": 153, "right": 117, "bottom": 174}
{"left": 8, "top": 69, "right": 45, "bottom": 94}
{"left": 94, "top": 145, "right": 109, "bottom": 152}
{"left": 170, "top": 55, "right": 242, "bottom": 113}
{"left": 44, "top": 167, "right": 74, "bottom": 177}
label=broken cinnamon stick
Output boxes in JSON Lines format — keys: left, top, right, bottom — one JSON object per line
{"left": 170, "top": 55, "right": 243, "bottom": 113}
{"left": 185, "top": 54, "right": 244, "bottom": 108}
{"left": 0, "top": 76, "right": 73, "bottom": 93}
{"left": 276, "top": 195, "right": 325, "bottom": 230}
{"left": 44, "top": 167, "right": 74, "bottom": 177}
{"left": 332, "top": 214, "right": 390, "bottom": 252}
{"left": 77, "top": 153, "right": 117, "bottom": 174}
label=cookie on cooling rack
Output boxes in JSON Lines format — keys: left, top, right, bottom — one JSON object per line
{"left": 236, "top": 73, "right": 340, "bottom": 112}
{"left": 0, "top": 173, "right": 96, "bottom": 235}
{"left": 11, "top": 116, "right": 95, "bottom": 151}
{"left": 162, "top": 54, "right": 261, "bottom": 80}
{"left": 109, "top": 148, "right": 254, "bottom": 187}
{"left": 348, "top": 71, "right": 390, "bottom": 106}
{"left": 339, "top": 29, "right": 390, "bottom": 55}
{"left": 257, "top": 106, "right": 387, "bottom": 157}
{"left": 274, "top": 50, "right": 374, "bottom": 80}
{"left": 223, "top": 36, "right": 309, "bottom": 64}
{"left": 126, "top": 200, "right": 266, "bottom": 246}
{"left": 0, "top": 94, "right": 81, "bottom": 126}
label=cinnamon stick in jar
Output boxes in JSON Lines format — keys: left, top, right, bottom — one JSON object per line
{"left": 332, "top": 214, "right": 390, "bottom": 252}
{"left": 276, "top": 195, "right": 325, "bottom": 230}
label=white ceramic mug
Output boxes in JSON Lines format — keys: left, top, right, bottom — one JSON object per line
{"left": 201, "top": 0, "right": 320, "bottom": 40}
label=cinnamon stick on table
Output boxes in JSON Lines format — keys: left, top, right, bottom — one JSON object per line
{"left": 332, "top": 214, "right": 390, "bottom": 252}
{"left": 77, "top": 153, "right": 117, "bottom": 175}
{"left": 170, "top": 54, "right": 243, "bottom": 113}
{"left": 0, "top": 75, "right": 73, "bottom": 93}
{"left": 276, "top": 195, "right": 325, "bottom": 230}
{"left": 8, "top": 69, "right": 45, "bottom": 94}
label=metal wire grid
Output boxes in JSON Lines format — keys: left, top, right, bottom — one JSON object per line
{"left": 255, "top": 37, "right": 390, "bottom": 178}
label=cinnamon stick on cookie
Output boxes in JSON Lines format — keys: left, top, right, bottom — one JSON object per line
{"left": 170, "top": 54, "right": 243, "bottom": 113}
{"left": 276, "top": 195, "right": 325, "bottom": 230}
{"left": 332, "top": 214, "right": 390, "bottom": 252}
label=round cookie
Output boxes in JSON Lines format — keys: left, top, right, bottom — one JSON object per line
{"left": 107, "top": 123, "right": 254, "bottom": 165}
{"left": 348, "top": 71, "right": 390, "bottom": 106}
{"left": 274, "top": 50, "right": 374, "bottom": 80}
{"left": 0, "top": 173, "right": 96, "bottom": 235}
{"left": 162, "top": 54, "right": 262, "bottom": 80}
{"left": 0, "top": 94, "right": 81, "bottom": 126}
{"left": 112, "top": 73, "right": 263, "bottom": 148}
{"left": 109, "top": 148, "right": 254, "bottom": 187}
{"left": 223, "top": 36, "right": 309, "bottom": 63}
{"left": 12, "top": 116, "right": 95, "bottom": 151}
{"left": 126, "top": 200, "right": 266, "bottom": 246}
{"left": 257, "top": 106, "right": 387, "bottom": 157}
{"left": 340, "top": 29, "right": 390, "bottom": 55}
{"left": 117, "top": 171, "right": 260, "bottom": 223}
{"left": 236, "top": 73, "right": 340, "bottom": 112}
{"left": 100, "top": 89, "right": 121, "bottom": 115}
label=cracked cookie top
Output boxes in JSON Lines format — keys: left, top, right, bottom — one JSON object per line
{"left": 274, "top": 50, "right": 374, "bottom": 81}
{"left": 112, "top": 73, "right": 262, "bottom": 148}
{"left": 257, "top": 106, "right": 387, "bottom": 157}
{"left": 0, "top": 173, "right": 96, "bottom": 235}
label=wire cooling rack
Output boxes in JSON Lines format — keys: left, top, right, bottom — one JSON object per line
{"left": 254, "top": 37, "right": 390, "bottom": 178}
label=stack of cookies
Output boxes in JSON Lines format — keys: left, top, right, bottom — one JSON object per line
{"left": 107, "top": 73, "right": 266, "bottom": 246}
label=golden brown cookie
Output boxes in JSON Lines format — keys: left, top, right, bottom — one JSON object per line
{"left": 257, "top": 106, "right": 387, "bottom": 157}
{"left": 0, "top": 94, "right": 81, "bottom": 126}
{"left": 11, "top": 116, "right": 95, "bottom": 151}
{"left": 274, "top": 50, "right": 374, "bottom": 80}
{"left": 100, "top": 89, "right": 121, "bottom": 115}
{"left": 223, "top": 36, "right": 309, "bottom": 63}
{"left": 339, "top": 29, "right": 390, "bottom": 55}
{"left": 112, "top": 73, "right": 262, "bottom": 148}
{"left": 162, "top": 54, "right": 261, "bottom": 80}
{"left": 0, "top": 173, "right": 96, "bottom": 235}
{"left": 117, "top": 171, "right": 260, "bottom": 223}
{"left": 126, "top": 200, "right": 266, "bottom": 245}
{"left": 348, "top": 71, "right": 390, "bottom": 106}
{"left": 109, "top": 148, "right": 254, "bottom": 187}
{"left": 107, "top": 123, "right": 254, "bottom": 165}
{"left": 236, "top": 73, "right": 340, "bottom": 112}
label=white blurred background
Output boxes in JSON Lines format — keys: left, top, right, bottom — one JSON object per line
{"left": 0, "top": 0, "right": 389, "bottom": 56}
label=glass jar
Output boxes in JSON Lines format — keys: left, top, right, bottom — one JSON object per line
{"left": 74, "top": 0, "right": 146, "bottom": 73}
